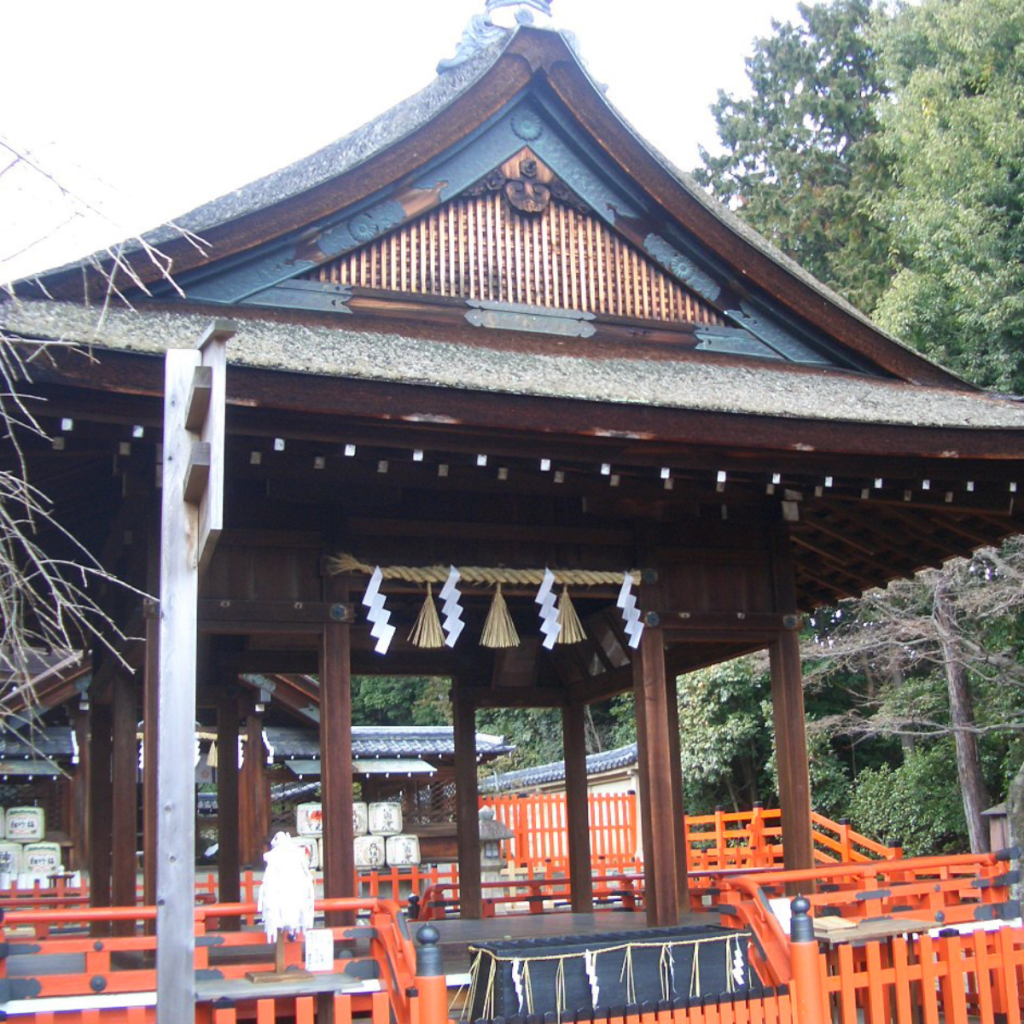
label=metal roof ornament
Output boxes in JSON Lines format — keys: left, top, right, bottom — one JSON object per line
{"left": 438, "top": 1, "right": 553, "bottom": 74}
{"left": 486, "top": 0, "right": 553, "bottom": 24}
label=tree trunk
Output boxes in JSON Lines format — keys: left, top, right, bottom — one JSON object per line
{"left": 933, "top": 572, "right": 991, "bottom": 853}
{"left": 1007, "top": 760, "right": 1024, "bottom": 903}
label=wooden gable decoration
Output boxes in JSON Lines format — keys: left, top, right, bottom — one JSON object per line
{"left": 301, "top": 149, "right": 725, "bottom": 331}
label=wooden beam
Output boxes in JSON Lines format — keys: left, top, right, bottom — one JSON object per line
{"left": 216, "top": 686, "right": 241, "bottom": 919}
{"left": 632, "top": 627, "right": 681, "bottom": 926}
{"left": 143, "top": 602, "right": 159, "bottom": 916}
{"left": 769, "top": 524, "right": 814, "bottom": 873}
{"left": 184, "top": 365, "right": 213, "bottom": 431}
{"left": 88, "top": 701, "right": 113, "bottom": 932}
{"left": 665, "top": 672, "right": 688, "bottom": 906}
{"left": 69, "top": 707, "right": 89, "bottom": 872}
{"left": 453, "top": 685, "right": 482, "bottom": 919}
{"left": 240, "top": 704, "right": 269, "bottom": 867}
{"left": 183, "top": 441, "right": 211, "bottom": 503}
{"left": 347, "top": 518, "right": 633, "bottom": 547}
{"left": 156, "top": 347, "right": 202, "bottom": 1024}
{"left": 217, "top": 650, "right": 320, "bottom": 674}
{"left": 562, "top": 703, "right": 593, "bottom": 912}
{"left": 199, "top": 599, "right": 354, "bottom": 632}
{"left": 320, "top": 619, "right": 355, "bottom": 924}
{"left": 111, "top": 671, "right": 139, "bottom": 927}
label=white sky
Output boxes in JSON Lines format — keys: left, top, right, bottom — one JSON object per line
{"left": 0, "top": 0, "right": 803, "bottom": 284}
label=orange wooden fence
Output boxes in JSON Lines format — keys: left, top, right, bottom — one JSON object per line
{"left": 478, "top": 795, "right": 899, "bottom": 876}
{"left": 0, "top": 896, "right": 445, "bottom": 1024}
{"left": 712, "top": 853, "right": 1024, "bottom": 1024}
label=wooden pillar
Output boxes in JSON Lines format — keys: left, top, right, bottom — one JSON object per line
{"left": 241, "top": 704, "right": 269, "bottom": 864}
{"left": 632, "top": 626, "right": 681, "bottom": 926}
{"left": 88, "top": 700, "right": 113, "bottom": 928}
{"left": 111, "top": 671, "right": 139, "bottom": 919}
{"left": 665, "top": 672, "right": 689, "bottom": 907}
{"left": 453, "top": 685, "right": 481, "bottom": 919}
{"left": 770, "top": 523, "right": 814, "bottom": 872}
{"left": 320, "top": 619, "right": 355, "bottom": 920}
{"left": 216, "top": 686, "right": 241, "bottom": 914}
{"left": 69, "top": 705, "right": 89, "bottom": 872}
{"left": 769, "top": 632, "right": 814, "bottom": 871}
{"left": 562, "top": 702, "right": 593, "bottom": 912}
{"left": 142, "top": 604, "right": 159, "bottom": 912}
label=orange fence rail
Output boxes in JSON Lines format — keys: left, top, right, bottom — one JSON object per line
{"left": 0, "top": 896, "right": 444, "bottom": 1024}
{"left": 709, "top": 852, "right": 1023, "bottom": 1024}
{"left": 479, "top": 796, "right": 900, "bottom": 878}
{"left": 416, "top": 871, "right": 645, "bottom": 921}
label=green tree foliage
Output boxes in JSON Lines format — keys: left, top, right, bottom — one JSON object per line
{"left": 873, "top": 0, "right": 1024, "bottom": 391}
{"left": 673, "top": 659, "right": 775, "bottom": 814}
{"left": 694, "top": 0, "right": 893, "bottom": 312}
{"left": 350, "top": 676, "right": 450, "bottom": 726}
{"left": 848, "top": 742, "right": 968, "bottom": 855}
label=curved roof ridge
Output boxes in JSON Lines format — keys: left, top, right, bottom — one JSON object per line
{"left": 550, "top": 33, "right": 968, "bottom": 386}
{"left": 153, "top": 33, "right": 515, "bottom": 244}
{"left": 18, "top": 27, "right": 518, "bottom": 284}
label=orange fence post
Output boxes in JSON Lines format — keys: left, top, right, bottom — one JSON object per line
{"left": 750, "top": 803, "right": 766, "bottom": 867}
{"left": 788, "top": 896, "right": 826, "bottom": 1024}
{"left": 414, "top": 924, "right": 450, "bottom": 1024}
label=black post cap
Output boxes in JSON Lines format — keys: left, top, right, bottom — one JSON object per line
{"left": 415, "top": 924, "right": 444, "bottom": 977}
{"left": 789, "top": 895, "right": 815, "bottom": 943}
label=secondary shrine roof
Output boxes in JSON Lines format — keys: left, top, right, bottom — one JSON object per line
{"left": 482, "top": 742, "right": 639, "bottom": 792}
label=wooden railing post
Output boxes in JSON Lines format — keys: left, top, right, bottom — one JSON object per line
{"left": 789, "top": 896, "right": 826, "bottom": 1024}
{"left": 837, "top": 818, "right": 853, "bottom": 863}
{"left": 750, "top": 802, "right": 766, "bottom": 866}
{"left": 415, "top": 924, "right": 449, "bottom": 1024}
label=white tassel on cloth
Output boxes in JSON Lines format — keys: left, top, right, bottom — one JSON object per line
{"left": 257, "top": 831, "right": 316, "bottom": 942}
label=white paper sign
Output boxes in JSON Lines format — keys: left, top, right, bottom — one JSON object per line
{"left": 304, "top": 927, "right": 335, "bottom": 972}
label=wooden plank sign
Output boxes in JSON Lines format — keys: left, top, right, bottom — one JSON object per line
{"left": 192, "top": 319, "right": 234, "bottom": 573}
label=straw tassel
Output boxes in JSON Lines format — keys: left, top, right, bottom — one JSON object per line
{"left": 207, "top": 740, "right": 218, "bottom": 768}
{"left": 557, "top": 586, "right": 586, "bottom": 644}
{"left": 408, "top": 583, "right": 445, "bottom": 648}
{"left": 480, "top": 583, "right": 520, "bottom": 648}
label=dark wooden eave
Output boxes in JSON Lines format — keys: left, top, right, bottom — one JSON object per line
{"left": 9, "top": 346, "right": 1024, "bottom": 622}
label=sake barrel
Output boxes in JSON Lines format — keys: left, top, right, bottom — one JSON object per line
{"left": 353, "top": 834, "right": 386, "bottom": 869}
{"left": 385, "top": 834, "right": 421, "bottom": 867}
{"left": 0, "top": 841, "right": 22, "bottom": 876}
{"left": 294, "top": 837, "right": 319, "bottom": 870}
{"left": 5, "top": 807, "right": 44, "bottom": 841}
{"left": 23, "top": 842, "right": 61, "bottom": 876}
{"left": 368, "top": 802, "right": 402, "bottom": 836}
{"left": 296, "top": 802, "right": 323, "bottom": 837}
{"left": 352, "top": 801, "right": 368, "bottom": 836}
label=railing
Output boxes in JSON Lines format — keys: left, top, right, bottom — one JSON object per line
{"left": 416, "top": 872, "right": 645, "bottom": 921}
{"left": 0, "top": 896, "right": 447, "bottom": 1024}
{"left": 0, "top": 806, "right": 899, "bottom": 924}
{"left": 479, "top": 796, "right": 899, "bottom": 877}
{"left": 711, "top": 851, "right": 1024, "bottom": 1024}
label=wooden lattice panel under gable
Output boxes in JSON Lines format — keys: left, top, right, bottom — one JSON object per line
{"left": 305, "top": 151, "right": 723, "bottom": 327}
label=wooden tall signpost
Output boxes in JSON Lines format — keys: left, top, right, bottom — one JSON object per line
{"left": 156, "top": 320, "right": 234, "bottom": 1023}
